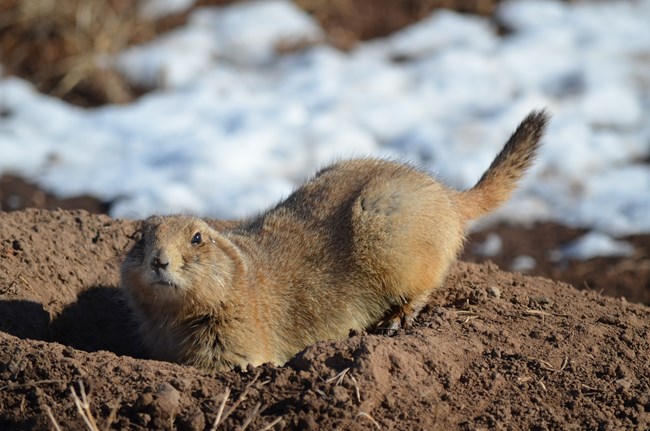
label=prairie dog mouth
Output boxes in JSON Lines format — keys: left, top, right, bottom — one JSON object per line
{"left": 151, "top": 280, "right": 178, "bottom": 288}
{"left": 146, "top": 272, "right": 181, "bottom": 289}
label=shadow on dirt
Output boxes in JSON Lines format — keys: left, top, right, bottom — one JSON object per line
{"left": 0, "top": 286, "right": 143, "bottom": 358}
{"left": 0, "top": 300, "right": 50, "bottom": 340}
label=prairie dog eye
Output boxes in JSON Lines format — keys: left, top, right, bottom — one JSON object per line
{"left": 191, "top": 232, "right": 202, "bottom": 245}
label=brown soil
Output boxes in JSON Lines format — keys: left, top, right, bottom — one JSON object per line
{"left": 1, "top": 208, "right": 648, "bottom": 430}
{"left": 291, "top": 0, "right": 500, "bottom": 49}
{"left": 464, "top": 223, "right": 650, "bottom": 307}
{"left": 0, "top": 175, "right": 110, "bottom": 215}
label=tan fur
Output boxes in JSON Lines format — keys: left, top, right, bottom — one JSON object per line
{"left": 121, "top": 110, "right": 549, "bottom": 371}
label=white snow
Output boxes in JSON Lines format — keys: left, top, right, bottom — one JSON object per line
{"left": 118, "top": 0, "right": 324, "bottom": 88}
{"left": 139, "top": 0, "right": 196, "bottom": 19}
{"left": 511, "top": 255, "right": 537, "bottom": 273}
{"left": 472, "top": 233, "right": 503, "bottom": 258}
{"left": 552, "top": 232, "right": 635, "bottom": 261}
{"left": 1, "top": 0, "right": 650, "bottom": 260}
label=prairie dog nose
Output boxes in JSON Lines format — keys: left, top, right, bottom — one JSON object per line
{"left": 150, "top": 253, "right": 170, "bottom": 272}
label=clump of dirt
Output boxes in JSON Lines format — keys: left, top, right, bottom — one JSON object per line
{"left": 1, "top": 209, "right": 648, "bottom": 430}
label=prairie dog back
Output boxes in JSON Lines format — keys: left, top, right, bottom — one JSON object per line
{"left": 121, "top": 110, "right": 549, "bottom": 371}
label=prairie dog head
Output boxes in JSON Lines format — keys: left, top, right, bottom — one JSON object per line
{"left": 121, "top": 215, "right": 241, "bottom": 317}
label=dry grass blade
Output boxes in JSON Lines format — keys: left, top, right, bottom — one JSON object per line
{"left": 104, "top": 395, "right": 122, "bottom": 431}
{"left": 581, "top": 383, "right": 601, "bottom": 393}
{"left": 44, "top": 381, "right": 115, "bottom": 431}
{"left": 45, "top": 405, "right": 63, "bottom": 431}
{"left": 18, "top": 274, "right": 40, "bottom": 299}
{"left": 222, "top": 371, "right": 260, "bottom": 421}
{"left": 523, "top": 309, "right": 569, "bottom": 318}
{"left": 454, "top": 309, "right": 480, "bottom": 324}
{"left": 0, "top": 379, "right": 64, "bottom": 391}
{"left": 209, "top": 387, "right": 231, "bottom": 431}
{"left": 211, "top": 371, "right": 261, "bottom": 429}
{"left": 559, "top": 355, "right": 569, "bottom": 371}
{"left": 356, "top": 411, "right": 381, "bottom": 429}
{"left": 534, "top": 358, "right": 557, "bottom": 372}
{"left": 240, "top": 401, "right": 262, "bottom": 431}
{"left": 580, "top": 382, "right": 604, "bottom": 397}
{"left": 70, "top": 380, "right": 100, "bottom": 431}
{"left": 523, "top": 309, "right": 550, "bottom": 317}
{"left": 455, "top": 310, "right": 477, "bottom": 316}
{"left": 260, "top": 416, "right": 284, "bottom": 431}
{"left": 350, "top": 375, "right": 361, "bottom": 403}
{"left": 325, "top": 367, "right": 350, "bottom": 385}
{"left": 533, "top": 356, "right": 572, "bottom": 373}
{"left": 462, "top": 315, "right": 479, "bottom": 324}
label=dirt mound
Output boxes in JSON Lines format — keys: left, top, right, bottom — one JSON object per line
{"left": 1, "top": 209, "right": 648, "bottom": 430}
{"left": 463, "top": 223, "right": 650, "bottom": 307}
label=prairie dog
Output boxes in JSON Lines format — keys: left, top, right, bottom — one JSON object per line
{"left": 121, "top": 111, "right": 549, "bottom": 371}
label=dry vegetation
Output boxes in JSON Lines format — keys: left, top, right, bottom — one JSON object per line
{"left": 293, "top": 0, "right": 499, "bottom": 49}
{"left": 0, "top": 0, "right": 501, "bottom": 107}
{"left": 0, "top": 0, "right": 159, "bottom": 106}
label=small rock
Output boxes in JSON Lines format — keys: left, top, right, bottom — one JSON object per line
{"left": 136, "top": 392, "right": 154, "bottom": 408}
{"left": 148, "top": 383, "right": 182, "bottom": 429}
{"left": 487, "top": 286, "right": 501, "bottom": 299}
{"left": 528, "top": 295, "right": 550, "bottom": 305}
{"left": 155, "top": 382, "right": 181, "bottom": 415}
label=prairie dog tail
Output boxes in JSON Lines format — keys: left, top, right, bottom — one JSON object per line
{"left": 458, "top": 110, "right": 549, "bottom": 221}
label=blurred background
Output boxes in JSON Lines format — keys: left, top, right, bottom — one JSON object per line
{"left": 0, "top": 0, "right": 649, "bottom": 303}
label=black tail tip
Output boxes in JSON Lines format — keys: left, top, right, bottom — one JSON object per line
{"left": 522, "top": 109, "right": 551, "bottom": 134}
